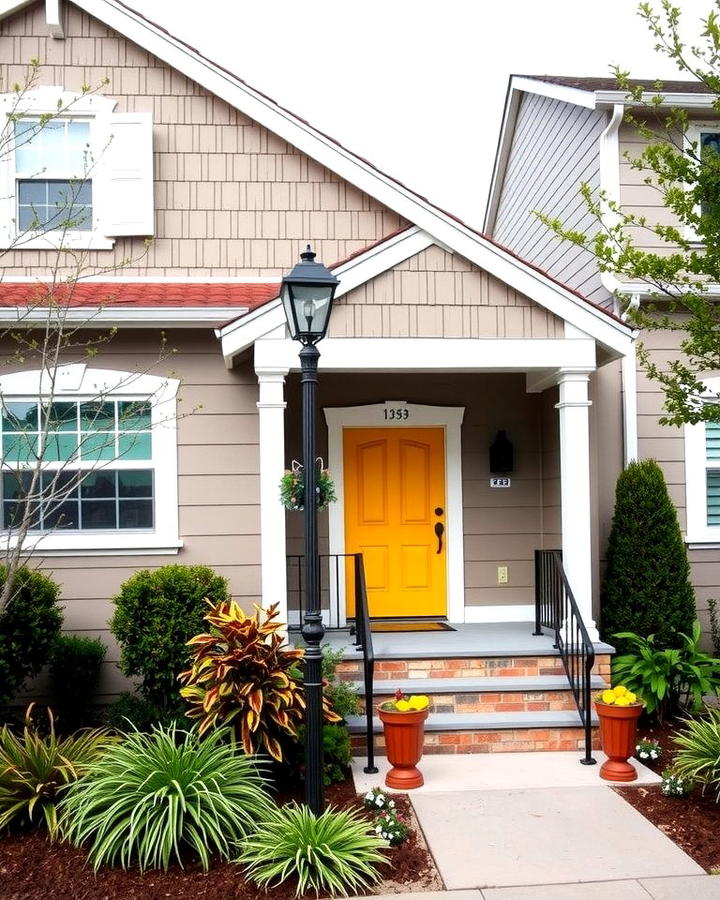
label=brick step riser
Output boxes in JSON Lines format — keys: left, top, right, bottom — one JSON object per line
{"left": 338, "top": 654, "right": 611, "bottom": 682}
{"left": 351, "top": 727, "right": 600, "bottom": 755}
{"left": 360, "top": 691, "right": 579, "bottom": 715}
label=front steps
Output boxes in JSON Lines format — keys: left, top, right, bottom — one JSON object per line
{"left": 337, "top": 643, "right": 612, "bottom": 755}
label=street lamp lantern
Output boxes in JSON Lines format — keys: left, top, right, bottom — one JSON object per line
{"left": 281, "top": 244, "right": 338, "bottom": 816}
{"left": 281, "top": 244, "right": 339, "bottom": 344}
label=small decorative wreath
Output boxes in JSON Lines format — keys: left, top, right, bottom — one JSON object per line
{"left": 279, "top": 459, "right": 337, "bottom": 511}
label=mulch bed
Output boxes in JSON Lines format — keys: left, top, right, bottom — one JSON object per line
{"left": 0, "top": 779, "right": 441, "bottom": 900}
{"left": 614, "top": 717, "right": 720, "bottom": 872}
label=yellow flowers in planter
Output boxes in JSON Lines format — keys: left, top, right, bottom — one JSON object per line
{"left": 381, "top": 689, "right": 430, "bottom": 712}
{"left": 597, "top": 684, "right": 640, "bottom": 707}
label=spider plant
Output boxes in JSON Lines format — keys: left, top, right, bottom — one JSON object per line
{"left": 0, "top": 705, "right": 115, "bottom": 836}
{"left": 238, "top": 802, "right": 387, "bottom": 897}
{"left": 60, "top": 724, "right": 271, "bottom": 872}
{"left": 673, "top": 709, "right": 720, "bottom": 800}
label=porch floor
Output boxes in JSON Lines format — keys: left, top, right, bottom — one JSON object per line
{"left": 307, "top": 622, "right": 613, "bottom": 660}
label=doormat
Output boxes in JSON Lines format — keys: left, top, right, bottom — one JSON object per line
{"left": 369, "top": 621, "right": 455, "bottom": 633}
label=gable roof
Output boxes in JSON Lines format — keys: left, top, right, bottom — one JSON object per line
{"left": 484, "top": 72, "right": 717, "bottom": 236}
{"left": 0, "top": 1, "right": 635, "bottom": 358}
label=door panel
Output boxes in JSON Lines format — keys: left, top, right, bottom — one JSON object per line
{"left": 344, "top": 427, "right": 446, "bottom": 618}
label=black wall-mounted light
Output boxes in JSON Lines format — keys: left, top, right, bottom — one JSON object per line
{"left": 489, "top": 429, "right": 514, "bottom": 474}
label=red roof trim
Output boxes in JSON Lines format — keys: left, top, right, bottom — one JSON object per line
{"left": 0, "top": 282, "right": 280, "bottom": 310}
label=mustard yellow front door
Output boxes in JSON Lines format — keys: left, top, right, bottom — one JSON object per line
{"left": 343, "top": 427, "right": 447, "bottom": 618}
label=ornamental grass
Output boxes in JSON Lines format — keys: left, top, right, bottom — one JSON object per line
{"left": 60, "top": 724, "right": 271, "bottom": 872}
{"left": 238, "top": 802, "right": 387, "bottom": 897}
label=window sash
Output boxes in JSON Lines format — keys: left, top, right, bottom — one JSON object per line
{"left": 1, "top": 398, "right": 155, "bottom": 534}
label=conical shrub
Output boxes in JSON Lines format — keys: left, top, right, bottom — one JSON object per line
{"left": 600, "top": 459, "right": 695, "bottom": 650}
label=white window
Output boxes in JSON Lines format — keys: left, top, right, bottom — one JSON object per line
{"left": 0, "top": 87, "right": 154, "bottom": 251}
{"left": 684, "top": 122, "right": 720, "bottom": 242}
{"left": 0, "top": 365, "right": 180, "bottom": 556}
{"left": 15, "top": 118, "right": 93, "bottom": 232}
{"left": 684, "top": 378, "right": 720, "bottom": 545}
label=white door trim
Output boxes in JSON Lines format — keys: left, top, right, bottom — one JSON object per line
{"left": 324, "top": 401, "right": 465, "bottom": 624}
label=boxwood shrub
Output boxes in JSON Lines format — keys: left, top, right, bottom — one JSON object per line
{"left": 110, "top": 564, "right": 229, "bottom": 712}
{"left": 0, "top": 566, "right": 63, "bottom": 707}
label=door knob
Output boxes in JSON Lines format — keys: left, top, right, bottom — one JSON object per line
{"left": 434, "top": 521, "right": 445, "bottom": 554}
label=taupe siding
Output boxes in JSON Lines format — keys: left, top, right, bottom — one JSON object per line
{"left": 0, "top": 3, "right": 406, "bottom": 277}
{"left": 13, "top": 331, "right": 261, "bottom": 701}
{"left": 493, "top": 92, "right": 611, "bottom": 306}
{"left": 285, "top": 373, "right": 553, "bottom": 613}
{"left": 329, "top": 246, "right": 565, "bottom": 339}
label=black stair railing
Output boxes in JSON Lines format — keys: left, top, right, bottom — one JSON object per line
{"left": 286, "top": 552, "right": 377, "bottom": 774}
{"left": 286, "top": 553, "right": 357, "bottom": 629}
{"left": 534, "top": 549, "right": 596, "bottom": 765}
{"left": 351, "top": 553, "right": 378, "bottom": 774}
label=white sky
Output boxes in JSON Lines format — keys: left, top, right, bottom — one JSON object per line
{"left": 138, "top": 0, "right": 709, "bottom": 228}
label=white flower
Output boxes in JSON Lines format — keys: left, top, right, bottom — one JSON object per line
{"left": 375, "top": 824, "right": 383, "bottom": 833}
{"left": 376, "top": 797, "right": 384, "bottom": 806}
{"left": 388, "top": 799, "right": 395, "bottom": 808}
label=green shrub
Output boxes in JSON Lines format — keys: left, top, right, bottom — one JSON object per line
{"left": 105, "top": 691, "right": 187, "bottom": 733}
{"left": 60, "top": 725, "right": 271, "bottom": 872}
{"left": 322, "top": 645, "right": 360, "bottom": 720}
{"left": 0, "top": 706, "right": 115, "bottom": 836}
{"left": 50, "top": 635, "right": 106, "bottom": 728}
{"left": 612, "top": 622, "right": 720, "bottom": 720}
{"left": 110, "top": 565, "right": 229, "bottom": 712}
{"left": 295, "top": 722, "right": 353, "bottom": 785}
{"left": 0, "top": 566, "right": 63, "bottom": 707}
{"left": 601, "top": 459, "right": 695, "bottom": 651}
{"left": 238, "top": 802, "right": 386, "bottom": 896}
{"left": 673, "top": 708, "right": 720, "bottom": 801}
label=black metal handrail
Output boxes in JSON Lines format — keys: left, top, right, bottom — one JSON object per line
{"left": 534, "top": 549, "right": 596, "bottom": 765}
{"left": 351, "top": 553, "right": 378, "bottom": 774}
{"left": 286, "top": 551, "right": 377, "bottom": 773}
{"left": 287, "top": 553, "right": 357, "bottom": 629}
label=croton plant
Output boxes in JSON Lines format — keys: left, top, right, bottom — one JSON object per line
{"left": 179, "top": 600, "right": 339, "bottom": 761}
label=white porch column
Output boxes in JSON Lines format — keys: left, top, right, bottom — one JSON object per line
{"left": 256, "top": 368, "right": 288, "bottom": 620}
{"left": 555, "top": 369, "right": 598, "bottom": 640}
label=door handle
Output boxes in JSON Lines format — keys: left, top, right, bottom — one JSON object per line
{"left": 434, "top": 521, "right": 444, "bottom": 554}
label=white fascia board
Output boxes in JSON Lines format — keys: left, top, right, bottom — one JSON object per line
{"left": 217, "top": 227, "right": 432, "bottom": 363}
{"left": 594, "top": 90, "right": 715, "bottom": 110}
{"left": 254, "top": 337, "right": 597, "bottom": 373}
{"left": 509, "top": 76, "right": 597, "bottom": 110}
{"left": 71, "top": 3, "right": 633, "bottom": 357}
{"left": 0, "top": 306, "right": 248, "bottom": 327}
{"left": 484, "top": 84, "right": 522, "bottom": 234}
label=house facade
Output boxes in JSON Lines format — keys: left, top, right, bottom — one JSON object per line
{"left": 485, "top": 74, "right": 720, "bottom": 639}
{"left": 0, "top": 0, "right": 635, "bottom": 745}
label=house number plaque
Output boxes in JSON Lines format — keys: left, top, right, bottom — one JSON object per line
{"left": 383, "top": 406, "right": 410, "bottom": 421}
{"left": 490, "top": 477, "right": 511, "bottom": 488}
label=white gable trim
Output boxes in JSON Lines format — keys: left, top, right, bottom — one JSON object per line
{"left": 1, "top": 0, "right": 633, "bottom": 361}
{"left": 217, "top": 227, "right": 434, "bottom": 364}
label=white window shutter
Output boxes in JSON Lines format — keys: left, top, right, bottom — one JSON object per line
{"left": 0, "top": 99, "right": 18, "bottom": 248}
{"left": 102, "top": 112, "right": 154, "bottom": 236}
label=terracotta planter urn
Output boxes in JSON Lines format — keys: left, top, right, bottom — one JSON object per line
{"left": 378, "top": 705, "right": 429, "bottom": 789}
{"left": 595, "top": 700, "right": 644, "bottom": 782}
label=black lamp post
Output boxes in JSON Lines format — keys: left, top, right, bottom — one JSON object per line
{"left": 281, "top": 244, "right": 339, "bottom": 815}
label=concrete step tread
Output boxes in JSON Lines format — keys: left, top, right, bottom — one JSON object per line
{"left": 346, "top": 709, "right": 598, "bottom": 733}
{"left": 355, "top": 675, "right": 607, "bottom": 695}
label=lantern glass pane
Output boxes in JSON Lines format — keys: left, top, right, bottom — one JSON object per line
{"left": 291, "top": 285, "right": 332, "bottom": 338}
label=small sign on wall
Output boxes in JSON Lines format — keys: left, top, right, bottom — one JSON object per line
{"left": 490, "top": 477, "right": 511, "bottom": 488}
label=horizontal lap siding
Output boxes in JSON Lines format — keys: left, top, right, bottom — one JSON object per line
{"left": 329, "top": 246, "right": 565, "bottom": 339}
{"left": 635, "top": 327, "right": 720, "bottom": 639}
{"left": 11, "top": 331, "right": 261, "bottom": 701}
{"left": 0, "top": 4, "right": 406, "bottom": 278}
{"left": 493, "top": 93, "right": 610, "bottom": 306}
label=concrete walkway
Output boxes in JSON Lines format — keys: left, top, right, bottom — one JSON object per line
{"left": 351, "top": 752, "right": 719, "bottom": 895}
